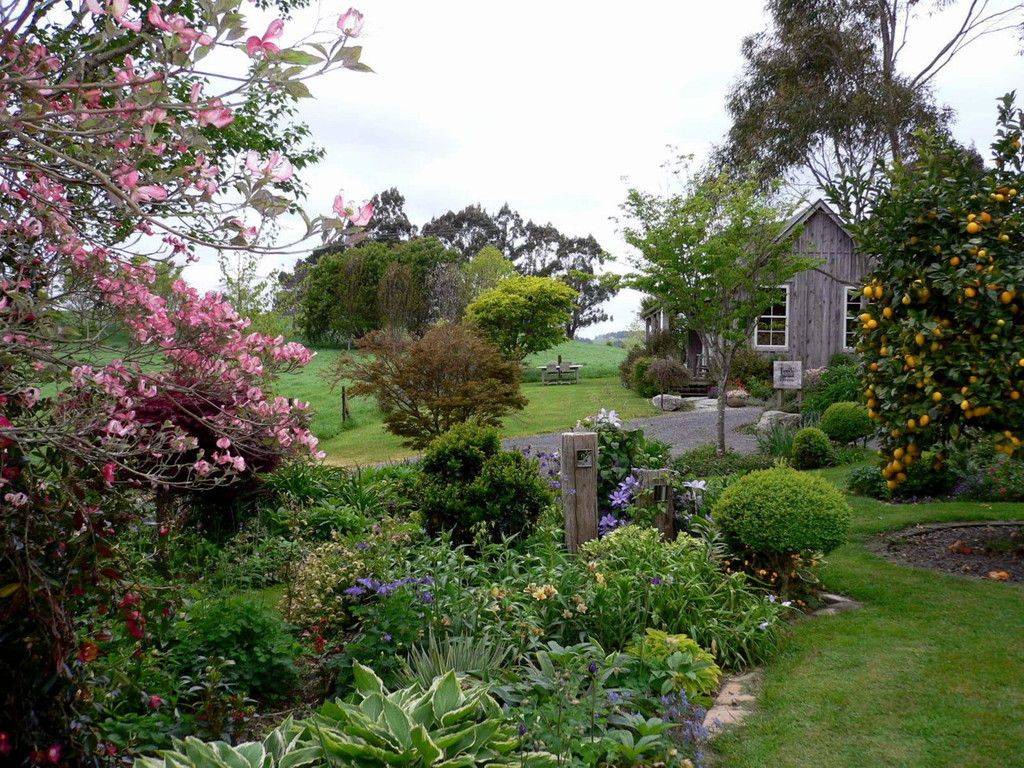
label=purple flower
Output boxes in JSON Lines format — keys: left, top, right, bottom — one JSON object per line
{"left": 587, "top": 661, "right": 598, "bottom": 675}
{"left": 355, "top": 541, "right": 371, "bottom": 551}
{"left": 382, "top": 633, "right": 392, "bottom": 642}
{"left": 650, "top": 576, "right": 663, "bottom": 586}
{"left": 609, "top": 474, "right": 640, "bottom": 510}
{"left": 419, "top": 590, "right": 434, "bottom": 603}
{"left": 598, "top": 514, "right": 622, "bottom": 537}
{"left": 344, "top": 585, "right": 366, "bottom": 597}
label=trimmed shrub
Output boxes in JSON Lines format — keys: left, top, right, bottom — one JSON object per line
{"left": 819, "top": 401, "right": 874, "bottom": 444}
{"left": 673, "top": 445, "right": 777, "bottom": 479}
{"left": 791, "top": 427, "right": 835, "bottom": 469}
{"left": 712, "top": 467, "right": 851, "bottom": 556}
{"left": 418, "top": 425, "right": 553, "bottom": 545}
{"left": 172, "top": 595, "right": 300, "bottom": 700}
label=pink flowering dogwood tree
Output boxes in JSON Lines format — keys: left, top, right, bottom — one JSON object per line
{"left": 0, "top": 0, "right": 373, "bottom": 752}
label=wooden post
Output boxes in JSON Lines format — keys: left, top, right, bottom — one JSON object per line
{"left": 561, "top": 432, "right": 598, "bottom": 552}
{"left": 635, "top": 468, "right": 676, "bottom": 540}
{"left": 341, "top": 386, "right": 351, "bottom": 422}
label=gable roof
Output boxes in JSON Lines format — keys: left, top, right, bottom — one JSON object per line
{"left": 777, "top": 198, "right": 853, "bottom": 244}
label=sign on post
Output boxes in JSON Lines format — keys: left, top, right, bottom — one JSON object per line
{"left": 560, "top": 432, "right": 598, "bottom": 552}
{"left": 772, "top": 360, "right": 803, "bottom": 390}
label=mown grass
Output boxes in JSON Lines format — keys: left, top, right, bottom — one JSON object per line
{"left": 713, "top": 465, "right": 1024, "bottom": 768}
{"left": 277, "top": 340, "right": 651, "bottom": 466}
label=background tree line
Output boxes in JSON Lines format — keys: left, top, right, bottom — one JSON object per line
{"left": 276, "top": 188, "right": 620, "bottom": 345}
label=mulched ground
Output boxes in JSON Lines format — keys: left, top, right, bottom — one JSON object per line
{"left": 875, "top": 521, "right": 1024, "bottom": 583}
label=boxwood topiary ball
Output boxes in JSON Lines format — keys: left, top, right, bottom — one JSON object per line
{"left": 819, "top": 401, "right": 874, "bottom": 445}
{"left": 791, "top": 426, "right": 835, "bottom": 469}
{"left": 712, "top": 466, "right": 851, "bottom": 555}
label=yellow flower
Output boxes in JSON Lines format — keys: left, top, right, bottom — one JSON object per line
{"left": 595, "top": 572, "right": 606, "bottom": 586}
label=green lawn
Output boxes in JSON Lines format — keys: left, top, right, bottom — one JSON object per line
{"left": 714, "top": 464, "right": 1024, "bottom": 768}
{"left": 278, "top": 341, "right": 653, "bottom": 465}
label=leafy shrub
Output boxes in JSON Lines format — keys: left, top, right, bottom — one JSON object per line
{"left": 580, "top": 526, "right": 783, "bottom": 667}
{"left": 631, "top": 355, "right": 658, "bottom": 397}
{"left": 673, "top": 444, "right": 777, "bottom": 478}
{"left": 713, "top": 467, "right": 850, "bottom": 558}
{"left": 956, "top": 456, "right": 1024, "bottom": 501}
{"left": 646, "top": 357, "right": 691, "bottom": 394}
{"left": 791, "top": 427, "right": 835, "bottom": 469}
{"left": 847, "top": 464, "right": 891, "bottom": 499}
{"left": 418, "top": 424, "right": 553, "bottom": 545}
{"left": 286, "top": 518, "right": 420, "bottom": 631}
{"left": 214, "top": 520, "right": 300, "bottom": 589}
{"left": 465, "top": 274, "right": 576, "bottom": 361}
{"left": 802, "top": 363, "right": 860, "bottom": 416}
{"left": 298, "top": 502, "right": 370, "bottom": 541}
{"left": 341, "top": 324, "right": 527, "bottom": 448}
{"left": 819, "top": 401, "right": 874, "bottom": 444}
{"left": 626, "top": 629, "right": 721, "bottom": 703}
{"left": 618, "top": 345, "right": 647, "bottom": 388}
{"left": 828, "top": 352, "right": 856, "bottom": 367}
{"left": 710, "top": 345, "right": 772, "bottom": 387}
{"left": 746, "top": 378, "right": 774, "bottom": 401}
{"left": 172, "top": 596, "right": 300, "bottom": 701}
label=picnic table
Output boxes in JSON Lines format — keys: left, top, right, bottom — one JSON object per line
{"left": 538, "top": 361, "right": 583, "bottom": 384}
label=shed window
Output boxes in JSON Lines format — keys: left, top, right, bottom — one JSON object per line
{"left": 754, "top": 286, "right": 789, "bottom": 350}
{"left": 844, "top": 286, "right": 863, "bottom": 350}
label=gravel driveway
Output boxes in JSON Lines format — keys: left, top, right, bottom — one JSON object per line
{"left": 503, "top": 402, "right": 764, "bottom": 457}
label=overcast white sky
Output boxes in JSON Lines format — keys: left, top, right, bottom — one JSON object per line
{"left": 186, "top": 1, "right": 1024, "bottom": 337}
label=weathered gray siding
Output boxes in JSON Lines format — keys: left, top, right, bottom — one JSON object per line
{"left": 755, "top": 205, "right": 870, "bottom": 369}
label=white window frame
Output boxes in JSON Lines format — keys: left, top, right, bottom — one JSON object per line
{"left": 843, "top": 285, "right": 863, "bottom": 351}
{"left": 753, "top": 284, "right": 790, "bottom": 351}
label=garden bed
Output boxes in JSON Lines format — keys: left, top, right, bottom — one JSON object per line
{"left": 874, "top": 521, "right": 1024, "bottom": 582}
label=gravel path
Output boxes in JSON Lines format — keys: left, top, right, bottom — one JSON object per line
{"left": 503, "top": 402, "right": 764, "bottom": 457}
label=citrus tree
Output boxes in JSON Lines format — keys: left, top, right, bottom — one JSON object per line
{"left": 854, "top": 95, "right": 1024, "bottom": 490}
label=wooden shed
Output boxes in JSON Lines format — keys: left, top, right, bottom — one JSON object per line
{"left": 641, "top": 199, "right": 871, "bottom": 372}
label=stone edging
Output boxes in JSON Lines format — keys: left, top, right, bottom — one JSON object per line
{"left": 702, "top": 592, "right": 861, "bottom": 735}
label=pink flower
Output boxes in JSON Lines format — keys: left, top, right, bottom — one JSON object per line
{"left": 215, "top": 437, "right": 231, "bottom": 449}
{"left": 147, "top": 694, "right": 163, "bottom": 710}
{"left": 196, "top": 98, "right": 234, "bottom": 129}
{"left": 350, "top": 201, "right": 374, "bottom": 226}
{"left": 246, "top": 19, "right": 284, "bottom": 57}
{"left": 101, "top": 462, "right": 116, "bottom": 485}
{"left": 337, "top": 7, "right": 364, "bottom": 36}
{"left": 331, "top": 195, "right": 373, "bottom": 225}
{"left": 110, "top": 0, "right": 141, "bottom": 30}
{"left": 193, "top": 459, "right": 213, "bottom": 477}
{"left": 4, "top": 492, "right": 28, "bottom": 508}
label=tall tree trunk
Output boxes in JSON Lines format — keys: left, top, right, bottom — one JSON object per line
{"left": 716, "top": 368, "right": 729, "bottom": 454}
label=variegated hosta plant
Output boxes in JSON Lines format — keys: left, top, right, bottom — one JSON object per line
{"left": 135, "top": 664, "right": 555, "bottom": 768}
{"left": 308, "top": 663, "right": 553, "bottom": 767}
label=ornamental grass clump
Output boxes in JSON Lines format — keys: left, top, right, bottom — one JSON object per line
{"left": 712, "top": 467, "right": 851, "bottom": 595}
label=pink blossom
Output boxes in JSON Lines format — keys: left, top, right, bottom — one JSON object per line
{"left": 246, "top": 19, "right": 284, "bottom": 57}
{"left": 215, "top": 437, "right": 231, "bottom": 449}
{"left": 101, "top": 462, "right": 117, "bottom": 485}
{"left": 196, "top": 98, "right": 234, "bottom": 129}
{"left": 4, "top": 492, "right": 29, "bottom": 508}
{"left": 350, "top": 201, "right": 374, "bottom": 226}
{"left": 147, "top": 694, "right": 163, "bottom": 710}
{"left": 193, "top": 460, "right": 213, "bottom": 477}
{"left": 338, "top": 8, "right": 364, "bottom": 36}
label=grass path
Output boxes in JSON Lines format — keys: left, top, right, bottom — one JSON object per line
{"left": 713, "top": 464, "right": 1024, "bottom": 768}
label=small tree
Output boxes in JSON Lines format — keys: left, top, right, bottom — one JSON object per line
{"left": 464, "top": 275, "right": 576, "bottom": 361}
{"left": 624, "top": 163, "right": 813, "bottom": 451}
{"left": 340, "top": 324, "right": 527, "bottom": 447}
{"left": 855, "top": 96, "right": 1024, "bottom": 489}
